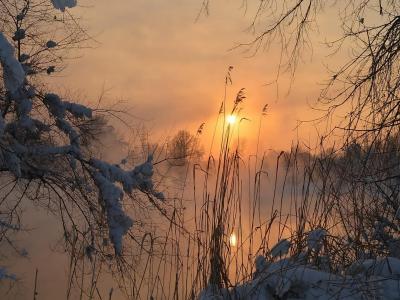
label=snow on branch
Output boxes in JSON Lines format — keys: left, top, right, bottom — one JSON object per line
{"left": 0, "top": 267, "right": 16, "bottom": 281}
{"left": 90, "top": 155, "right": 164, "bottom": 254}
{"left": 0, "top": 34, "right": 25, "bottom": 93}
{"left": 0, "top": 32, "right": 164, "bottom": 255}
{"left": 51, "top": 0, "right": 77, "bottom": 12}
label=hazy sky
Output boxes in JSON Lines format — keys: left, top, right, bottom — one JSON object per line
{"left": 2, "top": 3, "right": 350, "bottom": 299}
{"left": 50, "top": 0, "right": 341, "bottom": 152}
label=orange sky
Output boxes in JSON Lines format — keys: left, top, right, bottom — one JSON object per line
{"left": 2, "top": 4, "right": 365, "bottom": 299}
{"left": 49, "top": 0, "right": 343, "bottom": 153}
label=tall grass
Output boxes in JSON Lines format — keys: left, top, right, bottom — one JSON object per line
{"left": 120, "top": 86, "right": 334, "bottom": 299}
{"left": 128, "top": 75, "right": 336, "bottom": 298}
{"left": 59, "top": 73, "right": 400, "bottom": 299}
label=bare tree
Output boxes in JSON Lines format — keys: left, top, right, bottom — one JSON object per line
{"left": 167, "top": 130, "right": 204, "bottom": 166}
{"left": 0, "top": 1, "right": 169, "bottom": 297}
{"left": 0, "top": 0, "right": 91, "bottom": 78}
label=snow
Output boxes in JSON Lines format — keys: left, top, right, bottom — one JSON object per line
{"left": 0, "top": 33, "right": 25, "bottom": 93}
{"left": 64, "top": 101, "right": 92, "bottom": 118}
{"left": 43, "top": 93, "right": 66, "bottom": 118}
{"left": 44, "top": 93, "right": 92, "bottom": 119}
{"left": 46, "top": 65, "right": 55, "bottom": 74}
{"left": 89, "top": 155, "right": 164, "bottom": 254}
{"left": 43, "top": 93, "right": 159, "bottom": 255}
{"left": 29, "top": 145, "right": 72, "bottom": 155}
{"left": 19, "top": 54, "right": 29, "bottom": 62}
{"left": 45, "top": 40, "right": 57, "bottom": 48}
{"left": 12, "top": 29, "right": 26, "bottom": 41}
{"left": 0, "top": 27, "right": 163, "bottom": 257}
{"left": 90, "top": 155, "right": 164, "bottom": 255}
{"left": 0, "top": 220, "right": 19, "bottom": 230}
{"left": 92, "top": 172, "right": 133, "bottom": 255}
{"left": 91, "top": 158, "right": 135, "bottom": 192}
{"left": 200, "top": 256, "right": 400, "bottom": 299}
{"left": 3, "top": 151, "right": 22, "bottom": 177}
{"left": 43, "top": 94, "right": 92, "bottom": 149}
{"left": 17, "top": 97, "right": 32, "bottom": 116}
{"left": 0, "top": 267, "right": 16, "bottom": 281}
{"left": 200, "top": 229, "right": 400, "bottom": 299}
{"left": 347, "top": 257, "right": 400, "bottom": 277}
{"left": 254, "top": 255, "right": 268, "bottom": 278}
{"left": 307, "top": 228, "right": 327, "bottom": 251}
{"left": 51, "top": 0, "right": 77, "bottom": 12}
{"left": 270, "top": 239, "right": 291, "bottom": 258}
{"left": 90, "top": 155, "right": 164, "bottom": 198}
{"left": 56, "top": 118, "right": 80, "bottom": 147}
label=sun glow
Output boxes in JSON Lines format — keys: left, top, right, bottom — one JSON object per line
{"left": 227, "top": 114, "right": 236, "bottom": 125}
{"left": 229, "top": 232, "right": 237, "bottom": 247}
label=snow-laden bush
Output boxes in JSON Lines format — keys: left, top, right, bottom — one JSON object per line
{"left": 0, "top": 3, "right": 174, "bottom": 298}
{"left": 200, "top": 239, "right": 400, "bottom": 299}
{"left": 0, "top": 31, "right": 163, "bottom": 257}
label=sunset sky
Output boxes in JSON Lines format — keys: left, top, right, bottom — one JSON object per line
{"left": 4, "top": 2, "right": 399, "bottom": 299}
{"left": 50, "top": 0, "right": 342, "bottom": 152}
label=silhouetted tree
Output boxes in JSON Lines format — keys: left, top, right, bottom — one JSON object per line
{"left": 168, "top": 129, "right": 203, "bottom": 166}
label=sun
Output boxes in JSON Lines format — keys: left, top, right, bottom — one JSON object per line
{"left": 227, "top": 114, "right": 237, "bottom": 125}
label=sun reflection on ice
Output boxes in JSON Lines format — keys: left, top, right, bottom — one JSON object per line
{"left": 229, "top": 232, "right": 237, "bottom": 247}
